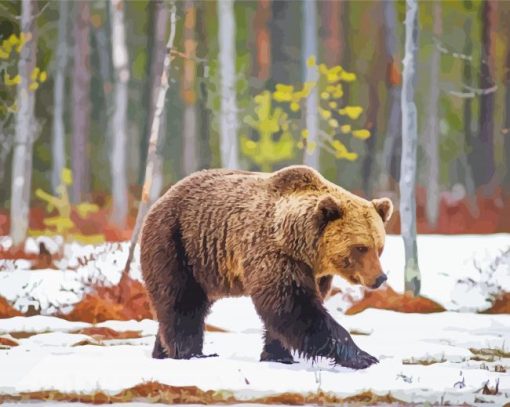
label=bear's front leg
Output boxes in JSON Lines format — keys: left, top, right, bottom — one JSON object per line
{"left": 250, "top": 257, "right": 378, "bottom": 369}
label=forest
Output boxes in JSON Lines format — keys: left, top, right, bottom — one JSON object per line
{"left": 0, "top": 0, "right": 509, "bottom": 244}
{"left": 0, "top": 1, "right": 509, "bottom": 406}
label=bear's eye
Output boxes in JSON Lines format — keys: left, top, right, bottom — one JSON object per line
{"left": 355, "top": 246, "right": 368, "bottom": 254}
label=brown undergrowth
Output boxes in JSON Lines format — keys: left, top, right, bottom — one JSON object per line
{"left": 483, "top": 292, "right": 510, "bottom": 314}
{"left": 0, "top": 296, "right": 22, "bottom": 318}
{"left": 60, "top": 273, "right": 152, "bottom": 323}
{"left": 0, "top": 381, "right": 407, "bottom": 405}
{"left": 345, "top": 286, "right": 445, "bottom": 315}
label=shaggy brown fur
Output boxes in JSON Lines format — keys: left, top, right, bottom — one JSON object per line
{"left": 140, "top": 165, "right": 392, "bottom": 369}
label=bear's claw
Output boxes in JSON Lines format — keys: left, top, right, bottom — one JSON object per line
{"left": 334, "top": 340, "right": 379, "bottom": 369}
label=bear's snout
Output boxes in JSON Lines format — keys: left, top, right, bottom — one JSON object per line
{"left": 371, "top": 273, "right": 387, "bottom": 289}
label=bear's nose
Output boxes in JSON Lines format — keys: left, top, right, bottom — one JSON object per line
{"left": 372, "top": 273, "right": 387, "bottom": 289}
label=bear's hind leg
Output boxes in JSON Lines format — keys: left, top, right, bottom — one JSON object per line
{"left": 157, "top": 272, "right": 214, "bottom": 359}
{"left": 152, "top": 329, "right": 168, "bottom": 359}
{"left": 260, "top": 331, "right": 295, "bottom": 364}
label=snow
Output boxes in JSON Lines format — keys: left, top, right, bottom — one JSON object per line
{"left": 1, "top": 234, "right": 509, "bottom": 404}
{"left": 0, "top": 311, "right": 508, "bottom": 405}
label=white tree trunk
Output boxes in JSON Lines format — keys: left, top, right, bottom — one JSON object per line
{"left": 10, "top": 0, "right": 37, "bottom": 246}
{"left": 302, "top": 0, "right": 319, "bottom": 169}
{"left": 110, "top": 0, "right": 130, "bottom": 227}
{"left": 424, "top": 1, "right": 441, "bottom": 228}
{"left": 182, "top": 0, "right": 198, "bottom": 176}
{"left": 217, "top": 0, "right": 239, "bottom": 169}
{"left": 400, "top": 0, "right": 421, "bottom": 296}
{"left": 124, "top": 3, "right": 177, "bottom": 274}
{"left": 51, "top": 0, "right": 68, "bottom": 193}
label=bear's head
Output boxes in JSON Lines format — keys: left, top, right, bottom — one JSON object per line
{"left": 314, "top": 195, "right": 393, "bottom": 289}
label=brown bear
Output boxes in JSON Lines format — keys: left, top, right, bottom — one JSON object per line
{"left": 140, "top": 165, "right": 393, "bottom": 369}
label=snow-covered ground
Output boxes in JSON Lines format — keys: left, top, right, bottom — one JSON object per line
{"left": 1, "top": 234, "right": 509, "bottom": 314}
{"left": 0, "top": 234, "right": 509, "bottom": 405}
{"left": 0, "top": 310, "right": 509, "bottom": 405}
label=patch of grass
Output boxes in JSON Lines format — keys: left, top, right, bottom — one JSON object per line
{"left": 8, "top": 331, "right": 49, "bottom": 339}
{"left": 0, "top": 381, "right": 409, "bottom": 405}
{"left": 402, "top": 355, "right": 446, "bottom": 366}
{"left": 71, "top": 326, "right": 142, "bottom": 340}
{"left": 349, "top": 329, "right": 371, "bottom": 336}
{"left": 469, "top": 346, "right": 510, "bottom": 363}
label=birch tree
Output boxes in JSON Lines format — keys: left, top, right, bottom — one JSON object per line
{"left": 424, "top": 1, "right": 441, "bottom": 228}
{"left": 380, "top": 0, "right": 402, "bottom": 190}
{"left": 181, "top": 0, "right": 198, "bottom": 176}
{"left": 505, "top": 12, "right": 510, "bottom": 192}
{"left": 51, "top": 0, "right": 68, "bottom": 193}
{"left": 10, "top": 0, "right": 38, "bottom": 246}
{"left": 125, "top": 3, "right": 176, "bottom": 274}
{"left": 400, "top": 0, "right": 421, "bottom": 296}
{"left": 109, "top": 0, "right": 129, "bottom": 227}
{"left": 71, "top": 0, "right": 91, "bottom": 203}
{"left": 302, "top": 0, "right": 319, "bottom": 170}
{"left": 217, "top": 0, "right": 239, "bottom": 169}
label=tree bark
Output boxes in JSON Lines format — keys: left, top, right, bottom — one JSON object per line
{"left": 380, "top": 0, "right": 402, "bottom": 191}
{"left": 51, "top": 0, "right": 68, "bottom": 193}
{"left": 400, "top": 0, "right": 421, "bottom": 296}
{"left": 320, "top": 0, "right": 343, "bottom": 67}
{"left": 181, "top": 0, "right": 198, "bottom": 176}
{"left": 10, "top": 0, "right": 38, "bottom": 246}
{"left": 71, "top": 1, "right": 91, "bottom": 203}
{"left": 362, "top": 3, "right": 384, "bottom": 196}
{"left": 476, "top": 0, "right": 496, "bottom": 189}
{"left": 124, "top": 2, "right": 176, "bottom": 275}
{"left": 217, "top": 0, "right": 239, "bottom": 169}
{"left": 139, "top": 0, "right": 168, "bottom": 186}
{"left": 424, "top": 1, "right": 442, "bottom": 228}
{"left": 253, "top": 0, "right": 271, "bottom": 84}
{"left": 505, "top": 8, "right": 510, "bottom": 192}
{"left": 109, "top": 0, "right": 130, "bottom": 227}
{"left": 302, "top": 0, "right": 319, "bottom": 170}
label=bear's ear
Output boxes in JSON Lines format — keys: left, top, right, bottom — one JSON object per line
{"left": 372, "top": 197, "right": 393, "bottom": 223}
{"left": 314, "top": 196, "right": 343, "bottom": 231}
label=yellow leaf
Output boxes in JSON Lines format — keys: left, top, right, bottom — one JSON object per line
{"left": 31, "top": 67, "right": 40, "bottom": 81}
{"left": 306, "top": 141, "right": 317, "bottom": 154}
{"left": 7, "top": 33, "right": 18, "bottom": 46}
{"left": 329, "top": 101, "right": 337, "bottom": 109}
{"left": 306, "top": 55, "right": 316, "bottom": 67}
{"left": 328, "top": 119, "right": 338, "bottom": 128}
{"left": 301, "top": 129, "right": 309, "bottom": 139}
{"left": 39, "top": 71, "right": 47, "bottom": 82}
{"left": 275, "top": 84, "right": 294, "bottom": 93}
{"left": 61, "top": 168, "right": 73, "bottom": 185}
{"left": 0, "top": 49, "right": 9, "bottom": 59}
{"left": 352, "top": 129, "right": 371, "bottom": 139}
{"left": 320, "top": 109, "right": 331, "bottom": 119}
{"left": 339, "top": 106, "right": 363, "bottom": 120}
{"left": 320, "top": 92, "right": 330, "bottom": 100}
{"left": 340, "top": 71, "right": 357, "bottom": 82}
{"left": 290, "top": 102, "right": 300, "bottom": 112}
{"left": 76, "top": 202, "right": 100, "bottom": 218}
{"left": 4, "top": 73, "right": 21, "bottom": 86}
{"left": 29, "top": 82, "right": 39, "bottom": 91}
{"left": 297, "top": 140, "right": 304, "bottom": 149}
{"left": 340, "top": 124, "right": 351, "bottom": 134}
{"left": 273, "top": 91, "right": 292, "bottom": 102}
